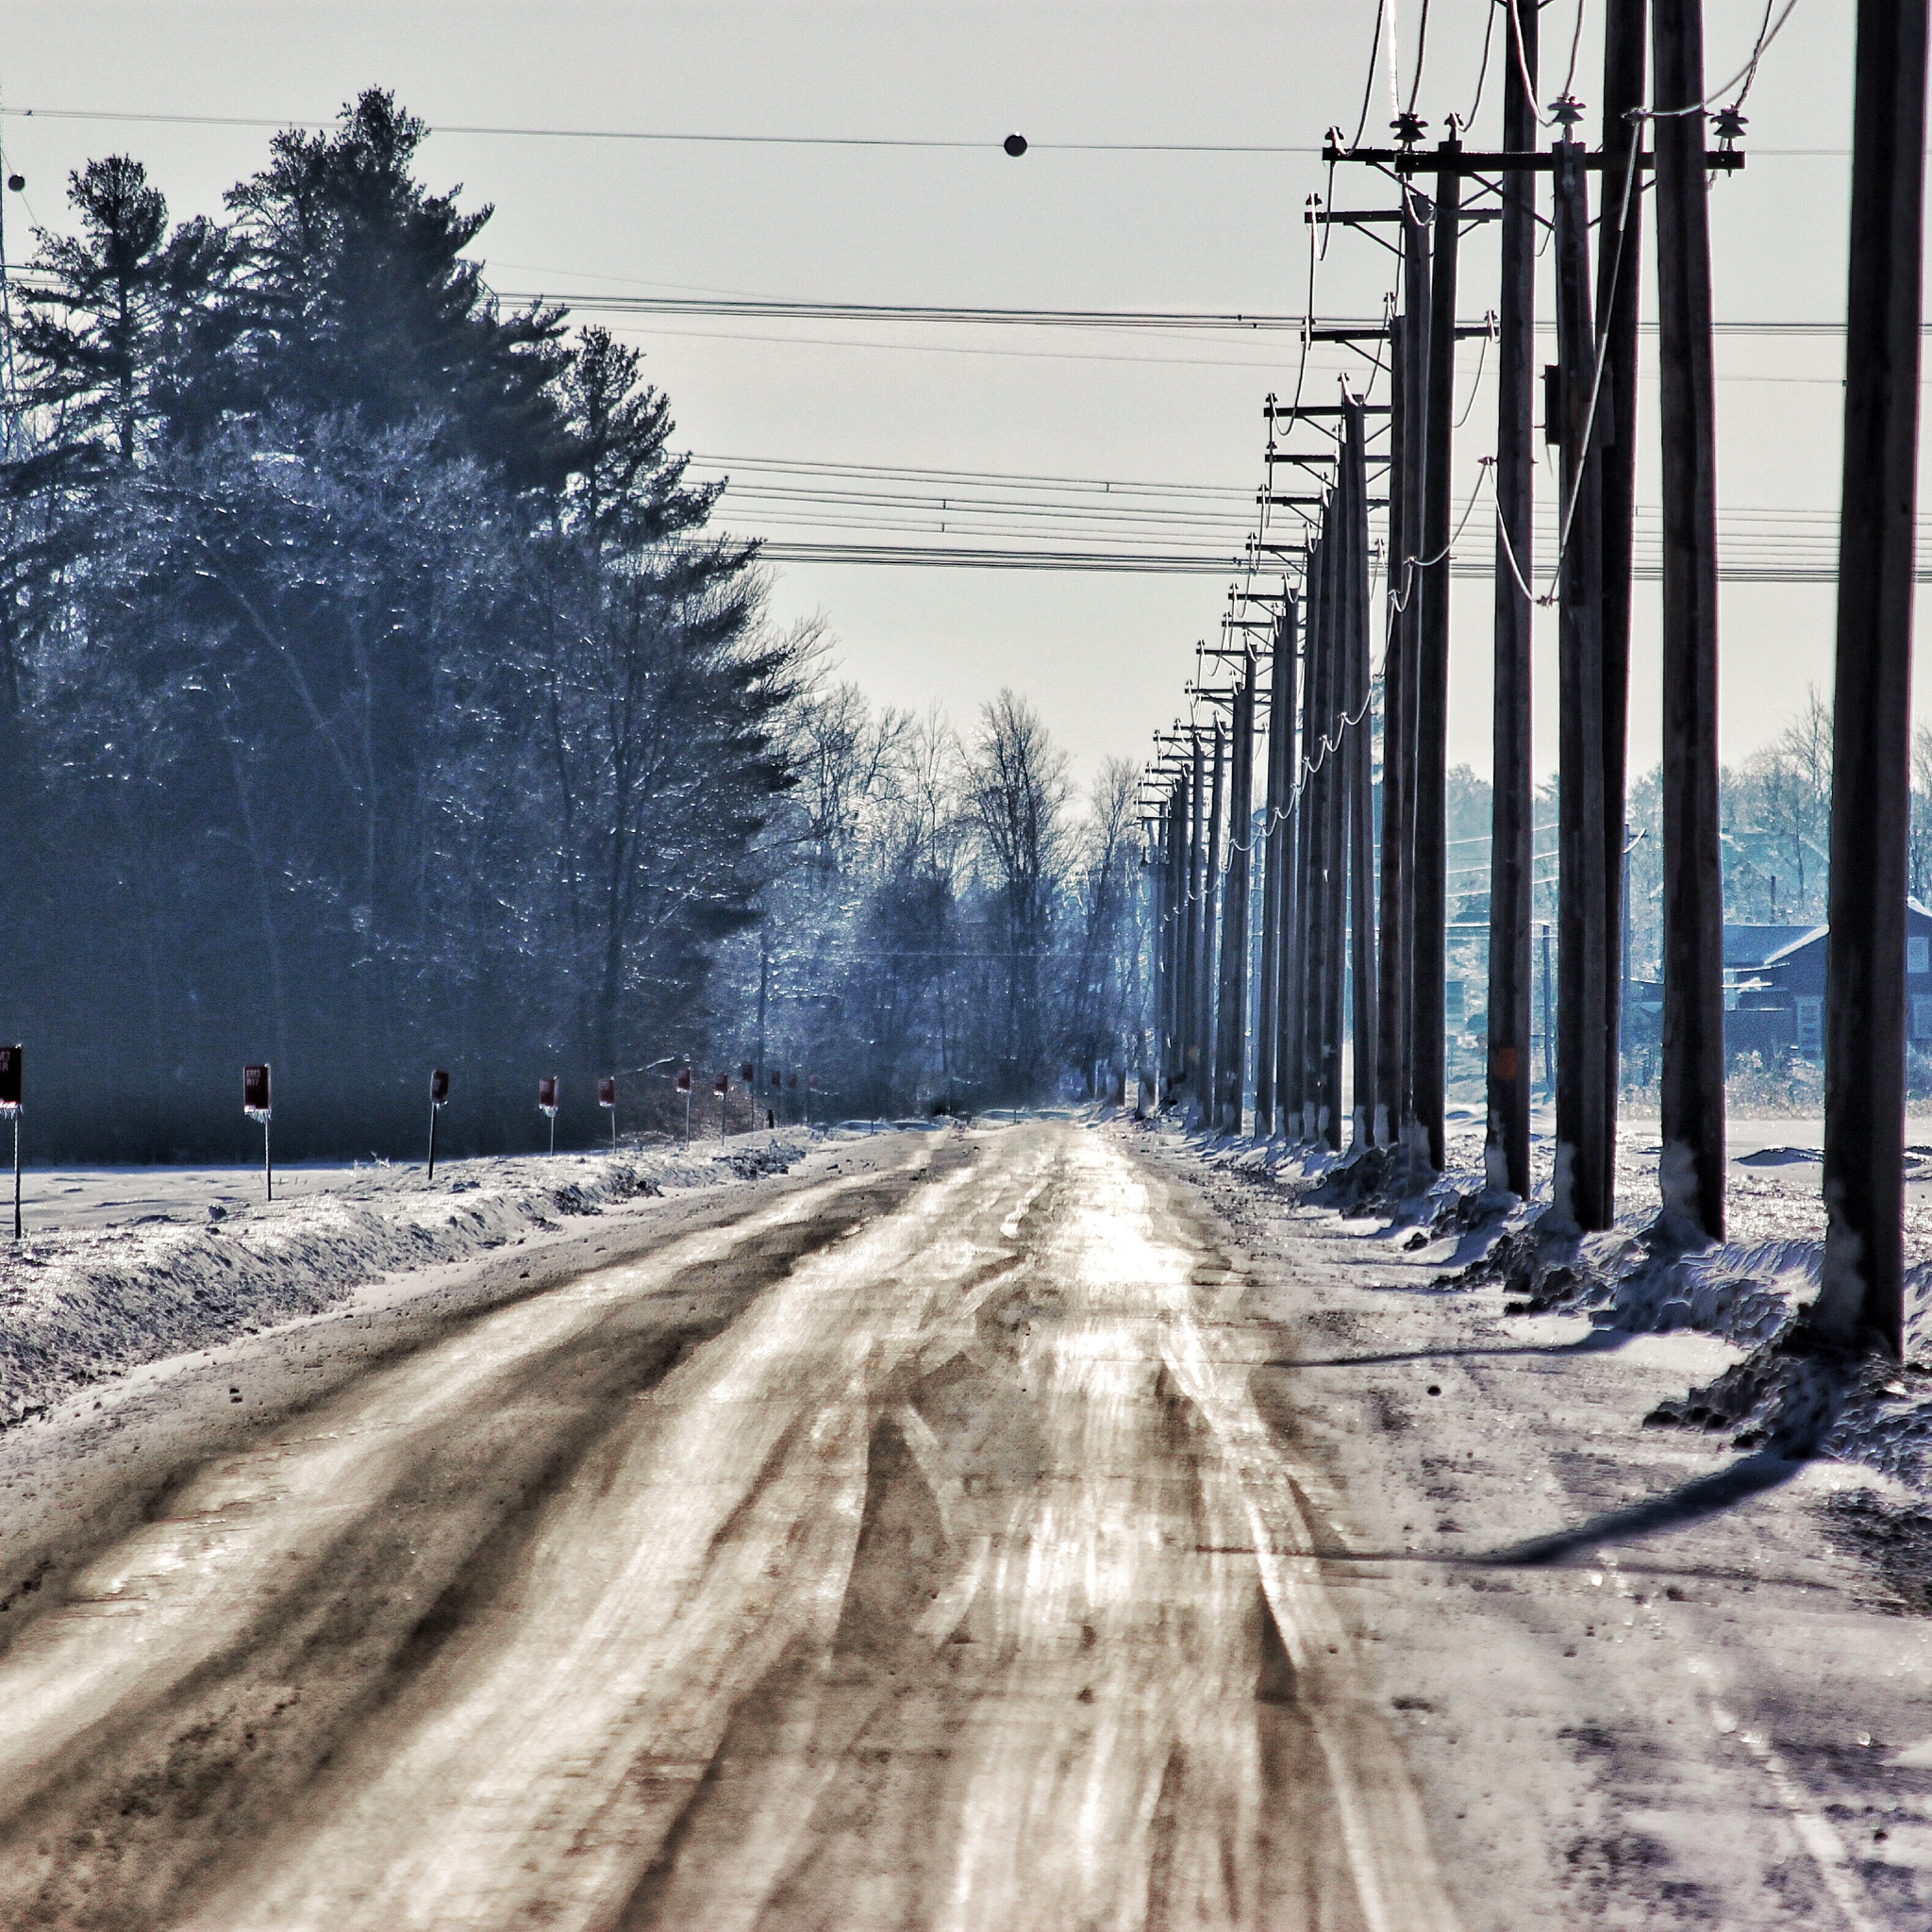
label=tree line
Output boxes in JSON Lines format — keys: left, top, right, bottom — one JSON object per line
{"left": 0, "top": 91, "right": 1148, "bottom": 1159}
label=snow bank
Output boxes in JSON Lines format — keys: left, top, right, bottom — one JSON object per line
{"left": 0, "top": 1134, "right": 811, "bottom": 1429}
{"left": 1171, "top": 1110, "right": 1932, "bottom": 1490}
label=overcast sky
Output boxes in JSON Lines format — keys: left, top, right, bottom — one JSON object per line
{"left": 0, "top": 2, "right": 1899, "bottom": 794}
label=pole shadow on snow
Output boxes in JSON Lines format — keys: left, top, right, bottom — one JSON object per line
{"left": 1483, "top": 1449, "right": 1805, "bottom": 1568}
{"left": 1260, "top": 1329, "right": 1630, "bottom": 1374}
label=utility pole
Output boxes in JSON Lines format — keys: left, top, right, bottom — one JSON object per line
{"left": 1324, "top": 110, "right": 1743, "bottom": 1196}
{"left": 1378, "top": 301, "right": 1414, "bottom": 1152}
{"left": 1552, "top": 122, "right": 1613, "bottom": 1232}
{"left": 1256, "top": 600, "right": 1294, "bottom": 1136}
{"left": 1319, "top": 505, "right": 1348, "bottom": 1149}
{"left": 1600, "top": 0, "right": 1646, "bottom": 1174}
{"left": 1185, "top": 733, "right": 1205, "bottom": 1109}
{"left": 1202, "top": 719, "right": 1226, "bottom": 1125}
{"left": 1396, "top": 192, "right": 1431, "bottom": 1163}
{"left": 1216, "top": 657, "right": 1256, "bottom": 1132}
{"left": 1166, "top": 774, "right": 1188, "bottom": 1101}
{"left": 1152, "top": 791, "right": 1172, "bottom": 1094}
{"left": 1342, "top": 396, "right": 1379, "bottom": 1143}
{"left": 1298, "top": 534, "right": 1333, "bottom": 1141}
{"left": 1622, "top": 825, "right": 1636, "bottom": 1069}
{"left": 1541, "top": 924, "right": 1557, "bottom": 1095}
{"left": 1488, "top": 0, "right": 1538, "bottom": 1199}
{"left": 1412, "top": 133, "right": 1461, "bottom": 1174}
{"left": 1653, "top": 0, "right": 1728, "bottom": 1242}
{"left": 1277, "top": 592, "right": 1307, "bottom": 1131}
{"left": 1819, "top": 0, "right": 1929, "bottom": 1355}
{"left": 756, "top": 942, "right": 770, "bottom": 1105}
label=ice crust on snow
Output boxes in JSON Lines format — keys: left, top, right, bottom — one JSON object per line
{"left": 0, "top": 1136, "right": 811, "bottom": 1429}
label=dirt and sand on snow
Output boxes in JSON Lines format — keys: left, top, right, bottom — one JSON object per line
{"left": 0, "top": 1115, "right": 1928, "bottom": 1926}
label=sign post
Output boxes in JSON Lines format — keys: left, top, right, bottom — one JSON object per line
{"left": 598, "top": 1074, "right": 617, "bottom": 1151}
{"left": 675, "top": 1067, "right": 692, "bottom": 1142}
{"left": 0, "top": 1044, "right": 21, "bottom": 1241}
{"left": 427, "top": 1068, "right": 450, "bottom": 1179}
{"left": 243, "top": 1063, "right": 273, "bottom": 1202}
{"left": 538, "top": 1074, "right": 558, "bottom": 1156}
{"left": 714, "top": 1072, "right": 729, "bottom": 1140}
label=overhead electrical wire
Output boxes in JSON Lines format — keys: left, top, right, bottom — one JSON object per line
{"left": 504, "top": 290, "right": 1928, "bottom": 341}
{"left": 1464, "top": 0, "right": 1499, "bottom": 133}
{"left": 0, "top": 106, "right": 1324, "bottom": 155}
{"left": 1350, "top": 1, "right": 1389, "bottom": 152}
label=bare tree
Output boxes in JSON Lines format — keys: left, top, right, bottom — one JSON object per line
{"left": 1064, "top": 757, "right": 1144, "bottom": 1087}
{"left": 1910, "top": 724, "right": 1932, "bottom": 904}
{"left": 966, "top": 691, "right": 1071, "bottom": 1096}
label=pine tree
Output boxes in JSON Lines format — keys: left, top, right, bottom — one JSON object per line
{"left": 223, "top": 89, "right": 570, "bottom": 484}
{"left": 13, "top": 156, "right": 242, "bottom": 478}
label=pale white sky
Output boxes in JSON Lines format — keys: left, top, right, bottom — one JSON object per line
{"left": 0, "top": 2, "right": 1899, "bottom": 791}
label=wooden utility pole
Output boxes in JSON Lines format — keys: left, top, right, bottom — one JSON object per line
{"left": 1159, "top": 785, "right": 1181, "bottom": 1093}
{"left": 1390, "top": 198, "right": 1433, "bottom": 1157}
{"left": 1256, "top": 603, "right": 1294, "bottom": 1135}
{"left": 1216, "top": 657, "right": 1256, "bottom": 1131}
{"left": 1169, "top": 773, "right": 1189, "bottom": 1100}
{"left": 1599, "top": 0, "right": 1646, "bottom": 1191}
{"left": 1299, "top": 533, "right": 1331, "bottom": 1141}
{"left": 1184, "top": 735, "right": 1205, "bottom": 1108}
{"left": 1553, "top": 126, "right": 1613, "bottom": 1232}
{"left": 1488, "top": 0, "right": 1538, "bottom": 1198}
{"left": 1653, "top": 0, "right": 1727, "bottom": 1242}
{"left": 1152, "top": 793, "right": 1169, "bottom": 1089}
{"left": 1201, "top": 719, "right": 1226, "bottom": 1124}
{"left": 1342, "top": 397, "right": 1379, "bottom": 1141}
{"left": 1377, "top": 307, "right": 1414, "bottom": 1151}
{"left": 1319, "top": 499, "right": 1348, "bottom": 1149}
{"left": 1412, "top": 137, "right": 1460, "bottom": 1174}
{"left": 1276, "top": 592, "right": 1307, "bottom": 1129}
{"left": 1819, "top": 0, "right": 1929, "bottom": 1354}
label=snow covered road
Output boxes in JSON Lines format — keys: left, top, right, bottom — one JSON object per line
{"left": 0, "top": 1117, "right": 1926, "bottom": 1926}
{"left": 0, "top": 1123, "right": 1453, "bottom": 1931}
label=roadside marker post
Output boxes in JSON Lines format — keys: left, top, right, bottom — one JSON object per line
{"left": 427, "top": 1069, "right": 450, "bottom": 1179}
{"left": 715, "top": 1072, "right": 729, "bottom": 1139}
{"left": 0, "top": 1044, "right": 21, "bottom": 1241}
{"left": 538, "top": 1074, "right": 558, "bottom": 1156}
{"left": 675, "top": 1067, "right": 692, "bottom": 1142}
{"left": 599, "top": 1074, "right": 617, "bottom": 1151}
{"left": 243, "top": 1063, "right": 273, "bottom": 1202}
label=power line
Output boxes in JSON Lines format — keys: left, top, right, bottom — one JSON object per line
{"left": 0, "top": 106, "right": 1323, "bottom": 155}
{"left": 510, "top": 291, "right": 1932, "bottom": 340}
{"left": 5, "top": 257, "right": 1905, "bottom": 342}
{"left": 689, "top": 453, "right": 1251, "bottom": 496}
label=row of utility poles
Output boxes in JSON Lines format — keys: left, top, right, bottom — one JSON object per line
{"left": 1144, "top": 0, "right": 1927, "bottom": 1358}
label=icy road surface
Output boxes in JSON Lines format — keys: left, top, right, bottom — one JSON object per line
{"left": 0, "top": 1118, "right": 1924, "bottom": 1927}
{"left": 0, "top": 1124, "right": 1448, "bottom": 1930}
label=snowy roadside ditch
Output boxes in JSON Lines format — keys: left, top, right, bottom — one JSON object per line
{"left": 1166, "top": 1111, "right": 1932, "bottom": 1496}
{"left": 0, "top": 1134, "right": 811, "bottom": 1430}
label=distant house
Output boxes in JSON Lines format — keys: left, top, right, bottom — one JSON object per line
{"left": 1724, "top": 924, "right": 1818, "bottom": 974}
{"left": 1730, "top": 899, "right": 1932, "bottom": 1063}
